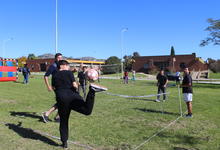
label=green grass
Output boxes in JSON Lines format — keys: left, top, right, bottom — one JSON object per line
{"left": 209, "top": 72, "right": 220, "bottom": 79}
{"left": 0, "top": 75, "right": 219, "bottom": 150}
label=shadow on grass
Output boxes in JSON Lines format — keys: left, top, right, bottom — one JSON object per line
{"left": 5, "top": 122, "right": 59, "bottom": 146}
{"left": 13, "top": 81, "right": 24, "bottom": 84}
{"left": 10, "top": 111, "right": 46, "bottom": 122}
{"left": 158, "top": 132, "right": 203, "bottom": 148}
{"left": 134, "top": 108, "right": 179, "bottom": 116}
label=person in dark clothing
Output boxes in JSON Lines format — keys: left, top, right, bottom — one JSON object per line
{"left": 155, "top": 69, "right": 168, "bottom": 102}
{"left": 52, "top": 60, "right": 107, "bottom": 148}
{"left": 22, "top": 64, "right": 30, "bottom": 84}
{"left": 181, "top": 67, "right": 193, "bottom": 118}
{"left": 77, "top": 66, "right": 87, "bottom": 99}
{"left": 42, "top": 53, "right": 63, "bottom": 123}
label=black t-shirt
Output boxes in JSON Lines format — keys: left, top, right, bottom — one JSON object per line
{"left": 182, "top": 74, "right": 193, "bottom": 93}
{"left": 77, "top": 71, "right": 86, "bottom": 84}
{"left": 52, "top": 70, "right": 76, "bottom": 91}
{"left": 156, "top": 74, "right": 168, "bottom": 86}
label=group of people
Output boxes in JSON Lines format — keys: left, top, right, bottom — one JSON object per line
{"left": 41, "top": 53, "right": 107, "bottom": 149}
{"left": 38, "top": 53, "right": 193, "bottom": 148}
{"left": 156, "top": 68, "right": 193, "bottom": 118}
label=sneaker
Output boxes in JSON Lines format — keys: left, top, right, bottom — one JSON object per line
{"left": 90, "top": 83, "right": 108, "bottom": 92}
{"left": 185, "top": 114, "right": 193, "bottom": 118}
{"left": 155, "top": 99, "right": 160, "bottom": 102}
{"left": 61, "top": 141, "right": 68, "bottom": 149}
{"left": 41, "top": 112, "right": 49, "bottom": 123}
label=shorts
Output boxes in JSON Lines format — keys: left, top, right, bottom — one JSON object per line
{"left": 183, "top": 93, "right": 193, "bottom": 102}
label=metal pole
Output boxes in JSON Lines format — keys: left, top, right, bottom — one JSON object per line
{"left": 55, "top": 0, "right": 58, "bottom": 53}
{"left": 178, "top": 85, "right": 183, "bottom": 117}
{"left": 120, "top": 28, "right": 128, "bottom": 79}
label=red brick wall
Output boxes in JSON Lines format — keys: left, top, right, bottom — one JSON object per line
{"left": 26, "top": 59, "right": 55, "bottom": 72}
{"left": 133, "top": 54, "right": 207, "bottom": 73}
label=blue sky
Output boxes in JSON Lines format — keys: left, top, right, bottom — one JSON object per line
{"left": 0, "top": 0, "right": 219, "bottom": 60}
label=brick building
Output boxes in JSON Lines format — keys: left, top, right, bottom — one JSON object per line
{"left": 132, "top": 53, "right": 208, "bottom": 73}
{"left": 26, "top": 59, "right": 105, "bottom": 72}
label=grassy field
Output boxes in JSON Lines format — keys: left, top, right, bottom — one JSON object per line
{"left": 0, "top": 75, "right": 219, "bottom": 150}
{"left": 209, "top": 72, "right": 220, "bottom": 79}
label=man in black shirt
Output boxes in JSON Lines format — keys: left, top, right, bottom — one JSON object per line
{"left": 156, "top": 69, "right": 168, "bottom": 102}
{"left": 181, "top": 67, "right": 193, "bottom": 118}
{"left": 77, "top": 66, "right": 87, "bottom": 99}
{"left": 52, "top": 60, "right": 107, "bottom": 148}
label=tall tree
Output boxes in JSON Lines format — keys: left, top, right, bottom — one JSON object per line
{"left": 27, "top": 53, "right": 37, "bottom": 60}
{"left": 133, "top": 51, "right": 140, "bottom": 58}
{"left": 105, "top": 56, "right": 121, "bottom": 64}
{"left": 170, "top": 46, "right": 175, "bottom": 56}
{"left": 200, "top": 18, "right": 220, "bottom": 46}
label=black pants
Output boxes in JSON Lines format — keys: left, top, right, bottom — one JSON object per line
{"left": 157, "top": 86, "right": 166, "bottom": 100}
{"left": 55, "top": 89, "right": 95, "bottom": 143}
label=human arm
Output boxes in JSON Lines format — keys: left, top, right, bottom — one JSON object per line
{"left": 164, "top": 78, "right": 168, "bottom": 87}
{"left": 44, "top": 76, "right": 53, "bottom": 91}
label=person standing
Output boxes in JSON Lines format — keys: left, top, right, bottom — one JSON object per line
{"left": 42, "top": 53, "right": 63, "bottom": 123}
{"left": 155, "top": 69, "right": 168, "bottom": 102}
{"left": 131, "top": 70, "right": 136, "bottom": 82}
{"left": 52, "top": 60, "right": 107, "bottom": 148}
{"left": 181, "top": 67, "right": 193, "bottom": 118}
{"left": 77, "top": 66, "right": 87, "bottom": 99}
{"left": 123, "top": 71, "right": 129, "bottom": 84}
{"left": 22, "top": 64, "right": 31, "bottom": 84}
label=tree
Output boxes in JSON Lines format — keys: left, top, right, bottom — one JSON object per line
{"left": 27, "top": 53, "right": 37, "bottom": 60}
{"left": 133, "top": 51, "right": 140, "bottom": 58}
{"left": 105, "top": 56, "right": 121, "bottom": 64}
{"left": 123, "top": 55, "right": 135, "bottom": 71}
{"left": 170, "top": 46, "right": 175, "bottom": 56}
{"left": 200, "top": 18, "right": 220, "bottom": 46}
{"left": 17, "top": 56, "right": 27, "bottom": 67}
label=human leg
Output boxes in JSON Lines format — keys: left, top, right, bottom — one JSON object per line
{"left": 57, "top": 100, "right": 71, "bottom": 148}
{"left": 156, "top": 86, "right": 162, "bottom": 100}
{"left": 162, "top": 87, "right": 166, "bottom": 100}
{"left": 42, "top": 103, "right": 58, "bottom": 123}
{"left": 186, "top": 101, "right": 192, "bottom": 115}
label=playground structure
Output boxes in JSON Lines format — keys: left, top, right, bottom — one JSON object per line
{"left": 0, "top": 58, "right": 18, "bottom": 82}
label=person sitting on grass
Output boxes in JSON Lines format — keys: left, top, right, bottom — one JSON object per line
{"left": 52, "top": 60, "right": 107, "bottom": 149}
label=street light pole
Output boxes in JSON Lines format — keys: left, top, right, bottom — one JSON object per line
{"left": 2, "top": 38, "right": 13, "bottom": 59}
{"left": 55, "top": 0, "right": 58, "bottom": 54}
{"left": 121, "top": 28, "right": 128, "bottom": 79}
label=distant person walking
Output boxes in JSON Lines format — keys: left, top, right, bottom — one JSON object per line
{"left": 155, "top": 69, "right": 168, "bottom": 102}
{"left": 42, "top": 53, "right": 63, "bottom": 123}
{"left": 175, "top": 71, "right": 181, "bottom": 85}
{"left": 77, "top": 66, "right": 87, "bottom": 99}
{"left": 22, "top": 64, "right": 30, "bottom": 84}
{"left": 181, "top": 67, "right": 193, "bottom": 118}
{"left": 131, "top": 70, "right": 136, "bottom": 82}
{"left": 123, "top": 71, "right": 129, "bottom": 84}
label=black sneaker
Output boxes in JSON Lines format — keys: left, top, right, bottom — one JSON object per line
{"left": 90, "top": 83, "right": 108, "bottom": 92}
{"left": 41, "top": 112, "right": 49, "bottom": 123}
{"left": 61, "top": 141, "right": 68, "bottom": 149}
{"left": 185, "top": 114, "right": 193, "bottom": 118}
